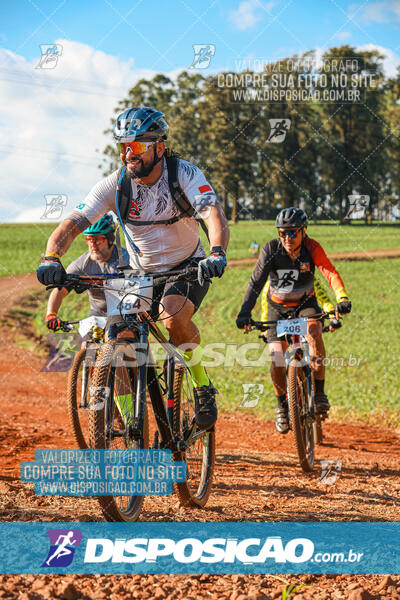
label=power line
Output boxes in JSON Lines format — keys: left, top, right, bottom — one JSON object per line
{"left": 0, "top": 143, "right": 108, "bottom": 167}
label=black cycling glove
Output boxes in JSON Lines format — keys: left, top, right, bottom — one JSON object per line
{"left": 335, "top": 300, "right": 352, "bottom": 314}
{"left": 236, "top": 313, "right": 252, "bottom": 329}
{"left": 37, "top": 254, "right": 66, "bottom": 286}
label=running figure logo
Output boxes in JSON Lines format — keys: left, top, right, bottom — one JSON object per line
{"left": 267, "top": 119, "right": 291, "bottom": 143}
{"left": 276, "top": 269, "right": 299, "bottom": 292}
{"left": 189, "top": 44, "right": 216, "bottom": 69}
{"left": 346, "top": 194, "right": 370, "bottom": 219}
{"left": 35, "top": 44, "right": 63, "bottom": 69}
{"left": 240, "top": 383, "right": 264, "bottom": 408}
{"left": 42, "top": 529, "right": 82, "bottom": 567}
{"left": 41, "top": 194, "right": 67, "bottom": 220}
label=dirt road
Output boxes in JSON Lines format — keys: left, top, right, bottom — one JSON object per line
{"left": 0, "top": 273, "right": 399, "bottom": 598}
{"left": 229, "top": 247, "right": 400, "bottom": 267}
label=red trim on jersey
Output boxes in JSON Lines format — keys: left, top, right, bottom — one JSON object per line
{"left": 303, "top": 237, "right": 346, "bottom": 297}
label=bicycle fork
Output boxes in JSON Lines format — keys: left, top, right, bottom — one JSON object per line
{"left": 285, "top": 336, "right": 316, "bottom": 420}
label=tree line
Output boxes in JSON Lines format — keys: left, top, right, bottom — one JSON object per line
{"left": 101, "top": 46, "right": 400, "bottom": 224}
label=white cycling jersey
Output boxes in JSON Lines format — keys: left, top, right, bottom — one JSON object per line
{"left": 67, "top": 158, "right": 219, "bottom": 273}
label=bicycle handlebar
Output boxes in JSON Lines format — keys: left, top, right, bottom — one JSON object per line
{"left": 251, "top": 311, "right": 337, "bottom": 332}
{"left": 53, "top": 320, "right": 76, "bottom": 333}
{"left": 45, "top": 265, "right": 204, "bottom": 292}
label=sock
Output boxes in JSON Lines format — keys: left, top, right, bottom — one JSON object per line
{"left": 183, "top": 345, "right": 210, "bottom": 387}
{"left": 315, "top": 379, "right": 325, "bottom": 395}
{"left": 276, "top": 393, "right": 287, "bottom": 409}
{"left": 114, "top": 393, "right": 133, "bottom": 422}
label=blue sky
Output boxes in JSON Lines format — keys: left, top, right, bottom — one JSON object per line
{"left": 2, "top": 0, "right": 400, "bottom": 72}
{"left": 0, "top": 0, "right": 399, "bottom": 222}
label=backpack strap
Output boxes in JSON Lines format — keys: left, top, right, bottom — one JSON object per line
{"left": 116, "top": 165, "right": 132, "bottom": 223}
{"left": 166, "top": 156, "right": 209, "bottom": 241}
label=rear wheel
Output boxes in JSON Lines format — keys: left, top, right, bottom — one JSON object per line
{"left": 173, "top": 366, "right": 215, "bottom": 507}
{"left": 67, "top": 347, "right": 97, "bottom": 449}
{"left": 288, "top": 359, "right": 314, "bottom": 472}
{"left": 89, "top": 339, "right": 149, "bottom": 522}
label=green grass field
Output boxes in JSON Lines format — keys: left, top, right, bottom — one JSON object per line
{"left": 0, "top": 224, "right": 88, "bottom": 277}
{"left": 0, "top": 220, "right": 399, "bottom": 277}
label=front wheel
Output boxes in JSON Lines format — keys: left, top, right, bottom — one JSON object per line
{"left": 89, "top": 339, "right": 149, "bottom": 522}
{"left": 173, "top": 366, "right": 215, "bottom": 507}
{"left": 287, "top": 360, "right": 315, "bottom": 472}
{"left": 67, "top": 347, "right": 97, "bottom": 449}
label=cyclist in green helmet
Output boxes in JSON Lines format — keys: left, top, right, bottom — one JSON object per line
{"left": 45, "top": 214, "right": 129, "bottom": 332}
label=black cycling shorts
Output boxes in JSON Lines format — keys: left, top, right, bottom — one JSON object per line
{"left": 265, "top": 296, "right": 321, "bottom": 343}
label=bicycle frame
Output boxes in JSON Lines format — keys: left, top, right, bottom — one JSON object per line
{"left": 49, "top": 266, "right": 207, "bottom": 454}
{"left": 106, "top": 312, "right": 190, "bottom": 452}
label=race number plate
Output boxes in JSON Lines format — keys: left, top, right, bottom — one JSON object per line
{"left": 276, "top": 317, "right": 308, "bottom": 337}
{"left": 78, "top": 316, "right": 107, "bottom": 338}
{"left": 104, "top": 275, "right": 153, "bottom": 316}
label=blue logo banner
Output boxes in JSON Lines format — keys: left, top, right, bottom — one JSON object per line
{"left": 0, "top": 522, "right": 399, "bottom": 574}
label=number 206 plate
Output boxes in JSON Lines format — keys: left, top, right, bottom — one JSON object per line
{"left": 276, "top": 317, "right": 308, "bottom": 337}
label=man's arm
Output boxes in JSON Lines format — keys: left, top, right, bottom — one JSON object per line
{"left": 203, "top": 204, "right": 230, "bottom": 251}
{"left": 304, "top": 238, "right": 348, "bottom": 299}
{"left": 47, "top": 287, "right": 69, "bottom": 315}
{"left": 314, "top": 274, "right": 335, "bottom": 313}
{"left": 45, "top": 220, "right": 82, "bottom": 257}
{"left": 239, "top": 242, "right": 273, "bottom": 315}
{"left": 44, "top": 287, "right": 69, "bottom": 330}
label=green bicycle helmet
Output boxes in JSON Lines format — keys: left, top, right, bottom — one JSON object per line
{"left": 83, "top": 214, "right": 115, "bottom": 243}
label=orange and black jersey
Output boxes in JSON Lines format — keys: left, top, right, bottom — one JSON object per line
{"left": 240, "top": 236, "right": 347, "bottom": 313}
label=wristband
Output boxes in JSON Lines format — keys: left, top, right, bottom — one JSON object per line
{"left": 210, "top": 246, "right": 226, "bottom": 256}
{"left": 336, "top": 288, "right": 349, "bottom": 302}
{"left": 44, "top": 252, "right": 61, "bottom": 259}
{"left": 46, "top": 313, "right": 57, "bottom": 318}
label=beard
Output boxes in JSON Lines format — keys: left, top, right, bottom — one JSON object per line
{"left": 89, "top": 245, "right": 111, "bottom": 261}
{"left": 126, "top": 155, "right": 156, "bottom": 179}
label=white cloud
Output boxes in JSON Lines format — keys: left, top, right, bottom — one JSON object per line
{"left": 229, "top": 0, "right": 274, "bottom": 31}
{"left": 334, "top": 31, "right": 351, "bottom": 40}
{"left": 349, "top": 0, "right": 400, "bottom": 23}
{"left": 357, "top": 44, "right": 400, "bottom": 77}
{"left": 13, "top": 206, "right": 56, "bottom": 223}
{"left": 0, "top": 40, "right": 181, "bottom": 222}
{"left": 311, "top": 44, "right": 399, "bottom": 78}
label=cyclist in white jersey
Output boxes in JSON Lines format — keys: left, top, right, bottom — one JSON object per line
{"left": 37, "top": 107, "right": 230, "bottom": 429}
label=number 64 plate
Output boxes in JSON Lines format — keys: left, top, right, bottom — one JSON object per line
{"left": 104, "top": 276, "right": 153, "bottom": 316}
{"left": 276, "top": 317, "right": 308, "bottom": 337}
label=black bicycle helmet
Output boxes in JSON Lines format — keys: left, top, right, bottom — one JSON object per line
{"left": 275, "top": 207, "right": 308, "bottom": 228}
{"left": 113, "top": 106, "right": 169, "bottom": 142}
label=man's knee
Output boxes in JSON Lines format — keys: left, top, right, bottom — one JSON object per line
{"left": 307, "top": 319, "right": 322, "bottom": 338}
{"left": 162, "top": 312, "right": 188, "bottom": 333}
{"left": 268, "top": 342, "right": 286, "bottom": 368}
